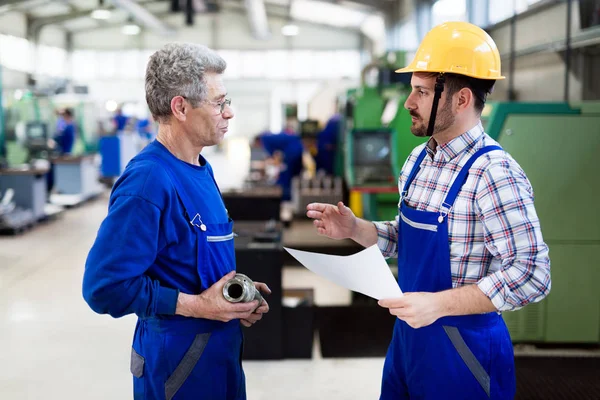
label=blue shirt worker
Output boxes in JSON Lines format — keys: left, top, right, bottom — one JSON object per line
{"left": 306, "top": 22, "right": 551, "bottom": 399}
{"left": 54, "top": 108, "right": 76, "bottom": 154}
{"left": 83, "top": 43, "right": 270, "bottom": 400}
{"left": 260, "top": 125, "right": 304, "bottom": 201}
{"left": 113, "top": 108, "right": 129, "bottom": 132}
{"left": 316, "top": 112, "right": 340, "bottom": 175}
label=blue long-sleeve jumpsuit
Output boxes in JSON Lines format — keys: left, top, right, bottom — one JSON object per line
{"left": 83, "top": 140, "right": 246, "bottom": 400}
{"left": 260, "top": 132, "right": 304, "bottom": 201}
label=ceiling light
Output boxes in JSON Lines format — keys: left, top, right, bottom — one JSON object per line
{"left": 91, "top": 9, "right": 112, "bottom": 20}
{"left": 281, "top": 24, "right": 299, "bottom": 36}
{"left": 105, "top": 100, "right": 118, "bottom": 112}
{"left": 122, "top": 23, "right": 141, "bottom": 35}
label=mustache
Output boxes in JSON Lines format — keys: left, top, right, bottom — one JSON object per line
{"left": 409, "top": 111, "right": 421, "bottom": 119}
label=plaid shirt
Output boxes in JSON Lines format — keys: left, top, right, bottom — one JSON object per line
{"left": 374, "top": 122, "right": 551, "bottom": 312}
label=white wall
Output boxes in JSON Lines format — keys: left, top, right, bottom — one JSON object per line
{"left": 72, "top": 11, "right": 361, "bottom": 51}
{"left": 0, "top": 11, "right": 27, "bottom": 37}
{"left": 82, "top": 76, "right": 357, "bottom": 139}
{"left": 38, "top": 25, "right": 67, "bottom": 48}
{"left": 488, "top": 1, "right": 584, "bottom": 102}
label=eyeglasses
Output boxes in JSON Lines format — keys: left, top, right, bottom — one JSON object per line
{"left": 181, "top": 96, "right": 232, "bottom": 115}
{"left": 212, "top": 98, "right": 231, "bottom": 115}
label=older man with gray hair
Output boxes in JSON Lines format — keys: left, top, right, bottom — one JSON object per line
{"left": 83, "top": 43, "right": 270, "bottom": 400}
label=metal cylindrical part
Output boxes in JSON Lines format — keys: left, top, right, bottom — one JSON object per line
{"left": 223, "top": 273, "right": 263, "bottom": 304}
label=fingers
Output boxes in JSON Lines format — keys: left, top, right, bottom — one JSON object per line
{"left": 240, "top": 312, "right": 263, "bottom": 327}
{"left": 313, "top": 219, "right": 325, "bottom": 229}
{"left": 255, "top": 299, "right": 269, "bottom": 314}
{"left": 306, "top": 210, "right": 324, "bottom": 219}
{"left": 389, "top": 308, "right": 414, "bottom": 319}
{"left": 227, "top": 300, "right": 259, "bottom": 314}
{"left": 245, "top": 312, "right": 264, "bottom": 323}
{"left": 306, "top": 203, "right": 330, "bottom": 212}
{"left": 254, "top": 282, "right": 271, "bottom": 295}
{"left": 240, "top": 319, "right": 252, "bottom": 328}
{"left": 337, "top": 201, "right": 351, "bottom": 216}
{"left": 378, "top": 297, "right": 407, "bottom": 308}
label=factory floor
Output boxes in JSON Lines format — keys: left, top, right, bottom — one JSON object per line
{"left": 0, "top": 190, "right": 383, "bottom": 400}
{"left": 1, "top": 190, "right": 599, "bottom": 400}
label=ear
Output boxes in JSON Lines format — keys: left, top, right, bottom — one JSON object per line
{"left": 456, "top": 88, "right": 473, "bottom": 112}
{"left": 170, "top": 96, "right": 187, "bottom": 122}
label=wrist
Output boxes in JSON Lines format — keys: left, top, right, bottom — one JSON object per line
{"left": 349, "top": 216, "right": 359, "bottom": 241}
{"left": 434, "top": 291, "right": 450, "bottom": 319}
{"left": 176, "top": 293, "right": 203, "bottom": 318}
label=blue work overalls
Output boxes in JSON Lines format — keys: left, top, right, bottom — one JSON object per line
{"left": 130, "top": 155, "right": 246, "bottom": 400}
{"left": 380, "top": 145, "right": 516, "bottom": 400}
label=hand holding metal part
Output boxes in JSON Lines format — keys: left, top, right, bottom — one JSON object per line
{"left": 223, "top": 273, "right": 271, "bottom": 327}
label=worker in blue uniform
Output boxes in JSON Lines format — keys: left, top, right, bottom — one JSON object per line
{"left": 47, "top": 108, "right": 76, "bottom": 194}
{"left": 83, "top": 43, "right": 270, "bottom": 400}
{"left": 113, "top": 107, "right": 129, "bottom": 132}
{"left": 259, "top": 121, "right": 304, "bottom": 201}
{"left": 307, "top": 22, "right": 551, "bottom": 399}
{"left": 52, "top": 108, "right": 76, "bottom": 155}
{"left": 316, "top": 109, "right": 340, "bottom": 175}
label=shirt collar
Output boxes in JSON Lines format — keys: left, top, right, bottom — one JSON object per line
{"left": 425, "top": 121, "right": 485, "bottom": 162}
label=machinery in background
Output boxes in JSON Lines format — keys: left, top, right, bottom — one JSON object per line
{"left": 483, "top": 101, "right": 600, "bottom": 346}
{"left": 0, "top": 84, "right": 104, "bottom": 230}
{"left": 339, "top": 51, "right": 427, "bottom": 222}
{"left": 291, "top": 174, "right": 344, "bottom": 216}
{"left": 0, "top": 188, "right": 36, "bottom": 234}
{"left": 288, "top": 119, "right": 345, "bottom": 217}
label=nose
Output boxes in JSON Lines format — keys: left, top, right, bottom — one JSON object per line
{"left": 405, "top": 92, "right": 416, "bottom": 111}
{"left": 222, "top": 104, "right": 234, "bottom": 119}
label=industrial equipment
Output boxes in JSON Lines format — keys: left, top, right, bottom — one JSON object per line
{"left": 485, "top": 101, "right": 600, "bottom": 345}
{"left": 0, "top": 188, "right": 36, "bottom": 234}
{"left": 339, "top": 51, "right": 427, "bottom": 222}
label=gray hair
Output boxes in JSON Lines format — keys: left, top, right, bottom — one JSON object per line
{"left": 145, "top": 43, "right": 226, "bottom": 123}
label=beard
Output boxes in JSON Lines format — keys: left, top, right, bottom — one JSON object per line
{"left": 409, "top": 98, "right": 455, "bottom": 137}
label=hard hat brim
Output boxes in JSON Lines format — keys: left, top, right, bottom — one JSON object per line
{"left": 395, "top": 66, "right": 505, "bottom": 80}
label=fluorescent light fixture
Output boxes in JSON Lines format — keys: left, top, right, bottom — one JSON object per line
{"left": 91, "top": 9, "right": 112, "bottom": 20}
{"left": 122, "top": 23, "right": 141, "bottom": 35}
{"left": 281, "top": 24, "right": 299, "bottom": 36}
{"left": 291, "top": 0, "right": 367, "bottom": 28}
{"left": 105, "top": 100, "right": 118, "bottom": 112}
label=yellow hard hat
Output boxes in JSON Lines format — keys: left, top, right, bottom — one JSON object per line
{"left": 396, "top": 21, "right": 504, "bottom": 80}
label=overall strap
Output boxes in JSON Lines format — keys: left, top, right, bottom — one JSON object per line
{"left": 401, "top": 147, "right": 429, "bottom": 200}
{"left": 441, "top": 145, "right": 503, "bottom": 212}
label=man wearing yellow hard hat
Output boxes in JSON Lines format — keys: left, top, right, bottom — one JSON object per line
{"left": 307, "top": 22, "right": 551, "bottom": 399}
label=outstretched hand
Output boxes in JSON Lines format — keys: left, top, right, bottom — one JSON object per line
{"left": 306, "top": 201, "right": 356, "bottom": 240}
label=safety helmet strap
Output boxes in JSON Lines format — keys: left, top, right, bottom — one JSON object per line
{"left": 427, "top": 74, "right": 446, "bottom": 137}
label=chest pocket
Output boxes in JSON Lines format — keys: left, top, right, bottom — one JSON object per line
{"left": 197, "top": 220, "right": 236, "bottom": 291}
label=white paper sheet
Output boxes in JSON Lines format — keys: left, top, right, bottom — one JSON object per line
{"left": 283, "top": 244, "right": 403, "bottom": 300}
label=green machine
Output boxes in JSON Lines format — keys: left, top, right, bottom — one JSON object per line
{"left": 340, "top": 51, "right": 427, "bottom": 222}
{"left": 0, "top": 65, "right": 5, "bottom": 166}
{"left": 486, "top": 101, "right": 600, "bottom": 345}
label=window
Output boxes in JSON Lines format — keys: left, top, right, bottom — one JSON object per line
{"left": 432, "top": 0, "right": 467, "bottom": 27}
{"left": 0, "top": 35, "right": 34, "bottom": 73}
{"left": 488, "top": 0, "right": 543, "bottom": 25}
{"left": 37, "top": 45, "right": 67, "bottom": 77}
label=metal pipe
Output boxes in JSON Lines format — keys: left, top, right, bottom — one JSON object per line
{"left": 564, "top": 0, "right": 572, "bottom": 102}
{"left": 223, "top": 273, "right": 263, "bottom": 304}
